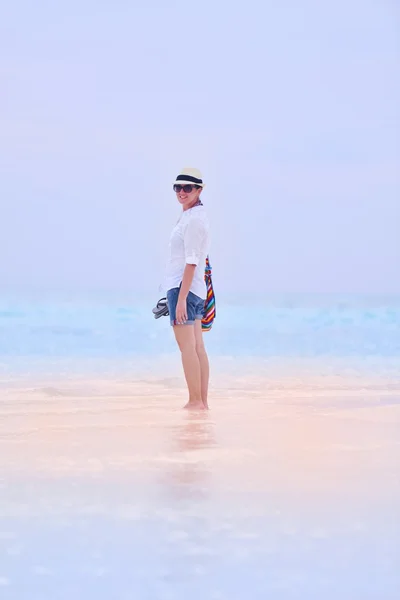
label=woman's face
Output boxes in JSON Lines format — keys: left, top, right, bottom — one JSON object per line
{"left": 174, "top": 184, "right": 202, "bottom": 209}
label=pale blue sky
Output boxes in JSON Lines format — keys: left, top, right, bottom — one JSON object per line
{"left": 1, "top": 0, "right": 399, "bottom": 296}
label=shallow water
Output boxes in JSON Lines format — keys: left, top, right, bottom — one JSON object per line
{"left": 0, "top": 294, "right": 399, "bottom": 598}
{"left": 1, "top": 373, "right": 400, "bottom": 599}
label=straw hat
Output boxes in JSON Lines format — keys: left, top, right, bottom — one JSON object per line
{"left": 173, "top": 167, "right": 205, "bottom": 188}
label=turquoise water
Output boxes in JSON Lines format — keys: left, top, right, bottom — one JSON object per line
{"left": 1, "top": 294, "right": 399, "bottom": 364}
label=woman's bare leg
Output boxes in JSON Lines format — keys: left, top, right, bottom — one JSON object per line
{"left": 194, "top": 320, "right": 210, "bottom": 409}
{"left": 173, "top": 325, "right": 203, "bottom": 409}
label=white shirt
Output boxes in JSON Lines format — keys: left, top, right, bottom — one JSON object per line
{"left": 165, "top": 205, "right": 210, "bottom": 299}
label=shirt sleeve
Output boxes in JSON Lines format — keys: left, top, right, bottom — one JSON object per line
{"left": 184, "top": 217, "right": 206, "bottom": 265}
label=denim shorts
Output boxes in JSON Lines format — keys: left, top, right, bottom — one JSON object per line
{"left": 167, "top": 287, "right": 205, "bottom": 326}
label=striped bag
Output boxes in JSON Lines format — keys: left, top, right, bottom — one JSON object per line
{"left": 202, "top": 256, "right": 216, "bottom": 332}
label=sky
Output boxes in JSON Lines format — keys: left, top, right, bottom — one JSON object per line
{"left": 0, "top": 0, "right": 399, "bottom": 297}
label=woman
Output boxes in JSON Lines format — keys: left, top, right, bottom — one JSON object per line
{"left": 165, "top": 167, "right": 211, "bottom": 410}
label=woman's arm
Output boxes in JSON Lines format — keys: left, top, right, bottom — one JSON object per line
{"left": 179, "top": 264, "right": 196, "bottom": 300}
{"left": 176, "top": 264, "right": 196, "bottom": 323}
{"left": 175, "top": 217, "right": 205, "bottom": 324}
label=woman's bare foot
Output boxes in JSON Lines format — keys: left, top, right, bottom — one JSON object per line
{"left": 183, "top": 400, "right": 206, "bottom": 410}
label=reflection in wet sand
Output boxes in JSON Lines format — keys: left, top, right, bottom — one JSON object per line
{"left": 162, "top": 412, "right": 217, "bottom": 495}
{"left": 175, "top": 412, "right": 216, "bottom": 453}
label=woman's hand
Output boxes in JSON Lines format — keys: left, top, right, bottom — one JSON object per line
{"left": 175, "top": 296, "right": 188, "bottom": 325}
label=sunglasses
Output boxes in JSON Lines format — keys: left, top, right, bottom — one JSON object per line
{"left": 173, "top": 184, "right": 199, "bottom": 193}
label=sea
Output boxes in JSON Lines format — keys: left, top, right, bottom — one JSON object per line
{"left": 0, "top": 292, "right": 399, "bottom": 599}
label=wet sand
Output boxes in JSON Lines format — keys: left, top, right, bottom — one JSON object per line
{"left": 1, "top": 373, "right": 400, "bottom": 599}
